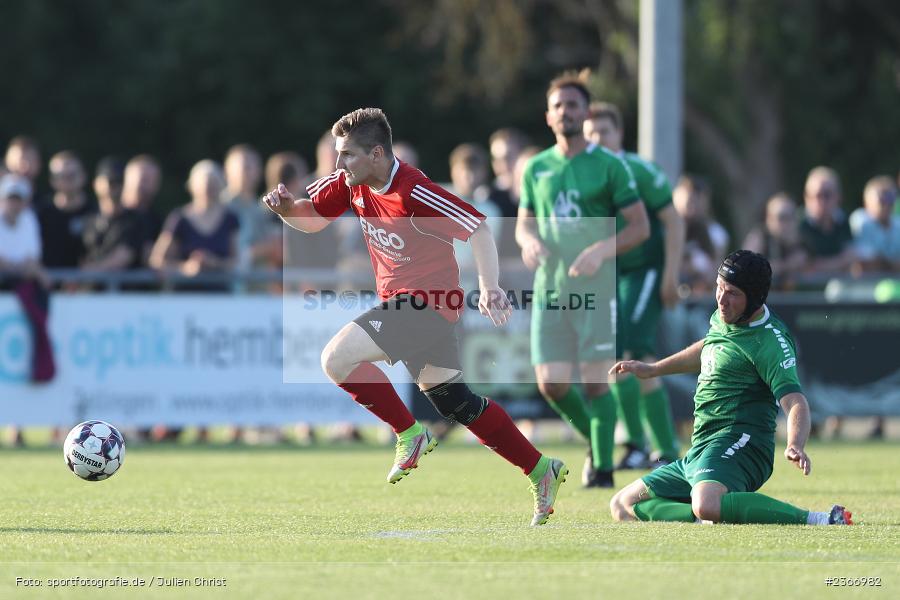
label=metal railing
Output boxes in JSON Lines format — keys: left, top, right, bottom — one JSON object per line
{"left": 31, "top": 268, "right": 374, "bottom": 292}
{"left": 1, "top": 267, "right": 896, "bottom": 303}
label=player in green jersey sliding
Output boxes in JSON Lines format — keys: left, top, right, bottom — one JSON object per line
{"left": 585, "top": 102, "right": 685, "bottom": 473}
{"left": 516, "top": 72, "right": 650, "bottom": 489}
{"left": 608, "top": 250, "right": 852, "bottom": 525}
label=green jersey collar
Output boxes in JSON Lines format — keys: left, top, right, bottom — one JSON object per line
{"left": 553, "top": 142, "right": 599, "bottom": 160}
{"left": 720, "top": 303, "right": 770, "bottom": 331}
{"left": 748, "top": 304, "right": 770, "bottom": 328}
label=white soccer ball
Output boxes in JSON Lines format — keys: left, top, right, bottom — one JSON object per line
{"left": 63, "top": 420, "right": 125, "bottom": 481}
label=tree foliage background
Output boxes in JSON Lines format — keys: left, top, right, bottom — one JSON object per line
{"left": 1, "top": 0, "right": 898, "bottom": 238}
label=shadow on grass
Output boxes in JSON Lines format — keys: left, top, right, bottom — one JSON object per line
{"left": 0, "top": 442, "right": 559, "bottom": 454}
{"left": 2, "top": 439, "right": 898, "bottom": 456}
{"left": 0, "top": 527, "right": 189, "bottom": 535}
{"left": 0, "top": 443, "right": 389, "bottom": 455}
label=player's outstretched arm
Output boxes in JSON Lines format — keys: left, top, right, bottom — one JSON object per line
{"left": 779, "top": 392, "right": 812, "bottom": 475}
{"left": 470, "top": 222, "right": 512, "bottom": 326}
{"left": 261, "top": 183, "right": 331, "bottom": 233}
{"left": 610, "top": 338, "right": 704, "bottom": 379}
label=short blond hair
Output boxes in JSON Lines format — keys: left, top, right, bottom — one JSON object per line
{"left": 864, "top": 175, "right": 896, "bottom": 202}
{"left": 805, "top": 166, "right": 842, "bottom": 196}
{"left": 331, "top": 108, "right": 393, "bottom": 155}
{"left": 187, "top": 159, "right": 226, "bottom": 194}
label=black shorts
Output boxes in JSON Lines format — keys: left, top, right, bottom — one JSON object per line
{"left": 353, "top": 294, "right": 462, "bottom": 379}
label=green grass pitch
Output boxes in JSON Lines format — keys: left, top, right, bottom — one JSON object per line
{"left": 1, "top": 441, "right": 897, "bottom": 599}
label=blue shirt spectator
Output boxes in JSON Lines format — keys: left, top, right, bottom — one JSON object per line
{"left": 850, "top": 175, "right": 900, "bottom": 271}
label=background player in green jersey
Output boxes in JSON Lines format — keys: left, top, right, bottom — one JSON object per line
{"left": 516, "top": 73, "right": 650, "bottom": 488}
{"left": 585, "top": 102, "right": 685, "bottom": 472}
{"left": 608, "top": 251, "right": 852, "bottom": 525}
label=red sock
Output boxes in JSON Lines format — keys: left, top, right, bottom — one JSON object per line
{"left": 338, "top": 363, "right": 416, "bottom": 433}
{"left": 466, "top": 400, "right": 541, "bottom": 475}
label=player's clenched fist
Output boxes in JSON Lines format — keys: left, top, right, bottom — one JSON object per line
{"left": 262, "top": 183, "right": 295, "bottom": 216}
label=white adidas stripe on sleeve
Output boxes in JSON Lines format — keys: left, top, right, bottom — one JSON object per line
{"left": 307, "top": 172, "right": 341, "bottom": 199}
{"left": 413, "top": 185, "right": 481, "bottom": 228}
{"left": 412, "top": 185, "right": 481, "bottom": 230}
{"left": 410, "top": 190, "right": 476, "bottom": 233}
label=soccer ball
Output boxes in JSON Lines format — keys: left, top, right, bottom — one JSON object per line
{"left": 63, "top": 420, "right": 125, "bottom": 481}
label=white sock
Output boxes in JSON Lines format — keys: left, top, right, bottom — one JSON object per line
{"left": 806, "top": 511, "right": 829, "bottom": 525}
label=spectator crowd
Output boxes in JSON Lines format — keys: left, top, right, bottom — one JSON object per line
{"left": 4, "top": 133, "right": 897, "bottom": 297}
{"left": 2, "top": 130, "right": 898, "bottom": 444}
{"left": 0, "top": 130, "right": 551, "bottom": 292}
{"left": 675, "top": 166, "right": 900, "bottom": 294}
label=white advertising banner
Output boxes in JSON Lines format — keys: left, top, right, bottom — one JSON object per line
{"left": 0, "top": 295, "right": 411, "bottom": 426}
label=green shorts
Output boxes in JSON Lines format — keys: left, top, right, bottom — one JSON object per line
{"left": 617, "top": 266, "right": 662, "bottom": 359}
{"left": 530, "top": 288, "right": 616, "bottom": 365}
{"left": 641, "top": 432, "right": 774, "bottom": 500}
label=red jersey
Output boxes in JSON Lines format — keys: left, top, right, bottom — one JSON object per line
{"left": 307, "top": 160, "right": 485, "bottom": 322}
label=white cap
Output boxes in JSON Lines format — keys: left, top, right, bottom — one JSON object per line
{"left": 0, "top": 174, "right": 32, "bottom": 200}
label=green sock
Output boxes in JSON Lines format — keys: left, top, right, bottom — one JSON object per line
{"left": 611, "top": 376, "right": 645, "bottom": 447}
{"left": 633, "top": 498, "right": 695, "bottom": 522}
{"left": 397, "top": 421, "right": 424, "bottom": 440}
{"left": 546, "top": 386, "right": 592, "bottom": 440}
{"left": 588, "top": 391, "right": 616, "bottom": 471}
{"left": 527, "top": 454, "right": 551, "bottom": 484}
{"left": 719, "top": 492, "right": 810, "bottom": 525}
{"left": 640, "top": 387, "right": 680, "bottom": 460}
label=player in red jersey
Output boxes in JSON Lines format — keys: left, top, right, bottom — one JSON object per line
{"left": 263, "top": 108, "right": 567, "bottom": 525}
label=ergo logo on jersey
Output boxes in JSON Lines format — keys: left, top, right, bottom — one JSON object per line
{"left": 359, "top": 217, "right": 405, "bottom": 250}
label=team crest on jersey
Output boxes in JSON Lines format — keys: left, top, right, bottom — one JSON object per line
{"left": 552, "top": 190, "right": 582, "bottom": 222}
{"left": 700, "top": 344, "right": 719, "bottom": 378}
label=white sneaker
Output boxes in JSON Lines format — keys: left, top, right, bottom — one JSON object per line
{"left": 530, "top": 458, "right": 568, "bottom": 526}
{"left": 387, "top": 428, "right": 438, "bottom": 484}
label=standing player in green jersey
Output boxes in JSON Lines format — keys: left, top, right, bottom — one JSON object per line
{"left": 608, "top": 251, "right": 852, "bottom": 525}
{"left": 516, "top": 72, "right": 650, "bottom": 488}
{"left": 585, "top": 102, "right": 685, "bottom": 473}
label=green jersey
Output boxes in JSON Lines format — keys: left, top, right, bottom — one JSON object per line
{"left": 693, "top": 306, "right": 803, "bottom": 457}
{"left": 520, "top": 143, "right": 639, "bottom": 293}
{"left": 616, "top": 152, "right": 672, "bottom": 273}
